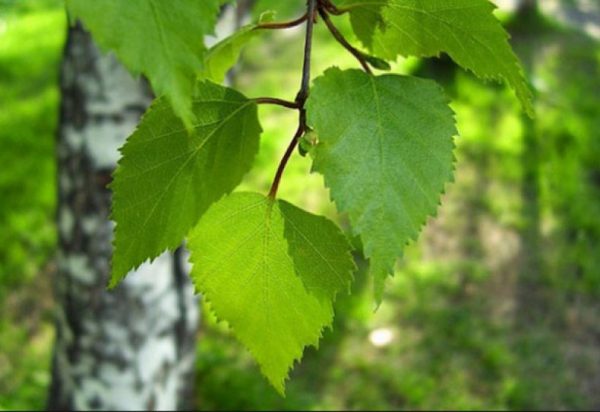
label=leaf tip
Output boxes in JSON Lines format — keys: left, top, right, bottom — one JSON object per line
{"left": 107, "top": 270, "right": 123, "bottom": 290}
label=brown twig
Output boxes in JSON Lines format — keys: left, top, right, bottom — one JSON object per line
{"left": 318, "top": 7, "right": 372, "bottom": 74}
{"left": 268, "top": 119, "right": 305, "bottom": 198}
{"left": 256, "top": 12, "right": 309, "bottom": 30}
{"left": 253, "top": 97, "right": 301, "bottom": 109}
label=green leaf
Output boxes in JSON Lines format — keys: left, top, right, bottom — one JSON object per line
{"left": 66, "top": 0, "right": 220, "bottom": 128}
{"left": 336, "top": 0, "right": 386, "bottom": 50}
{"left": 202, "top": 12, "right": 275, "bottom": 84}
{"left": 306, "top": 68, "right": 456, "bottom": 304}
{"left": 110, "top": 81, "right": 261, "bottom": 286}
{"left": 189, "top": 192, "right": 355, "bottom": 393}
{"left": 339, "top": 0, "right": 534, "bottom": 116}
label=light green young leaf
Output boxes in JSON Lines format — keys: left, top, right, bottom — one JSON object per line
{"left": 202, "top": 12, "right": 275, "bottom": 84}
{"left": 339, "top": 0, "right": 534, "bottom": 116}
{"left": 306, "top": 68, "right": 456, "bottom": 304}
{"left": 189, "top": 192, "right": 355, "bottom": 393}
{"left": 66, "top": 0, "right": 220, "bottom": 128}
{"left": 110, "top": 81, "right": 261, "bottom": 286}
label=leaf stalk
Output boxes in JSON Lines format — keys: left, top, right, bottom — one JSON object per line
{"left": 256, "top": 12, "right": 309, "bottom": 30}
{"left": 254, "top": 97, "right": 301, "bottom": 109}
{"left": 318, "top": 6, "right": 372, "bottom": 74}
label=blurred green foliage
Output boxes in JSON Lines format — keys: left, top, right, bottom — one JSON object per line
{"left": 1, "top": 1, "right": 599, "bottom": 411}
{"left": 0, "top": 0, "right": 62, "bottom": 297}
{"left": 0, "top": 1, "right": 64, "bottom": 410}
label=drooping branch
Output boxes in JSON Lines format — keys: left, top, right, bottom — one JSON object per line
{"left": 268, "top": 0, "right": 317, "bottom": 198}
{"left": 296, "top": 0, "right": 318, "bottom": 105}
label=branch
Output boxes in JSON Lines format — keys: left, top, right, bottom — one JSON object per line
{"left": 296, "top": 0, "right": 317, "bottom": 105}
{"left": 268, "top": 0, "right": 317, "bottom": 199}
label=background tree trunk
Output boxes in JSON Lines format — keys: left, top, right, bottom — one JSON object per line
{"left": 511, "top": 0, "right": 547, "bottom": 327}
{"left": 47, "top": 23, "right": 198, "bottom": 411}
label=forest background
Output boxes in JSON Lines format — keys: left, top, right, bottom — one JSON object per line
{"left": 0, "top": 0, "right": 599, "bottom": 409}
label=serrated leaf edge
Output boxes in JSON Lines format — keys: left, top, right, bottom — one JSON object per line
{"left": 109, "top": 87, "right": 261, "bottom": 287}
{"left": 187, "top": 195, "right": 348, "bottom": 394}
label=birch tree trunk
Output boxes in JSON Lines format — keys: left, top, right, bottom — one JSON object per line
{"left": 47, "top": 23, "right": 198, "bottom": 411}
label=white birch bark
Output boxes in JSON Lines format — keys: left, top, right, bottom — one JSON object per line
{"left": 48, "top": 5, "right": 244, "bottom": 409}
{"left": 47, "top": 24, "right": 197, "bottom": 411}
